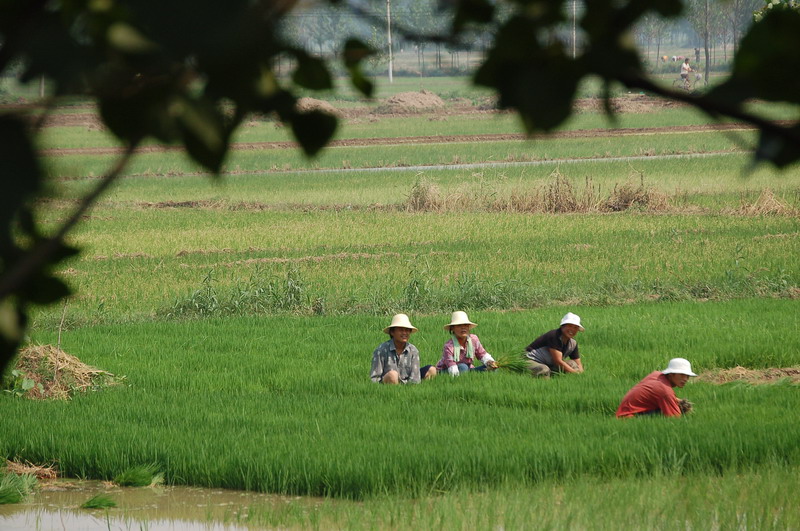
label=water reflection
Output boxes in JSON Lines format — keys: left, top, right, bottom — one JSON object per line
{"left": 0, "top": 480, "right": 322, "bottom": 530}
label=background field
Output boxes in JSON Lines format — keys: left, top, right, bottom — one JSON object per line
{"left": 2, "top": 75, "right": 800, "bottom": 527}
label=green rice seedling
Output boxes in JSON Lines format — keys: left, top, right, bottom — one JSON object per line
{"left": 492, "top": 353, "right": 530, "bottom": 373}
{"left": 80, "top": 493, "right": 117, "bottom": 509}
{"left": 6, "top": 299, "right": 800, "bottom": 500}
{"left": 0, "top": 473, "right": 37, "bottom": 504}
{"left": 113, "top": 464, "right": 163, "bottom": 487}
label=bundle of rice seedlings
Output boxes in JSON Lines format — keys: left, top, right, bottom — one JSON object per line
{"left": 81, "top": 494, "right": 117, "bottom": 509}
{"left": 492, "top": 353, "right": 530, "bottom": 373}
{"left": 0, "top": 472, "right": 37, "bottom": 504}
{"left": 114, "top": 464, "right": 164, "bottom": 487}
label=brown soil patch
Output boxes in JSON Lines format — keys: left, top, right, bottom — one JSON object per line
{"left": 6, "top": 344, "right": 122, "bottom": 400}
{"left": 375, "top": 90, "right": 445, "bottom": 113}
{"left": 5, "top": 459, "right": 58, "bottom": 480}
{"left": 696, "top": 366, "right": 800, "bottom": 385}
{"left": 296, "top": 97, "right": 341, "bottom": 117}
{"left": 573, "top": 95, "right": 681, "bottom": 114}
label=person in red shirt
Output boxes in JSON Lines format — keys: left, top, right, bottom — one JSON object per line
{"left": 616, "top": 358, "right": 696, "bottom": 418}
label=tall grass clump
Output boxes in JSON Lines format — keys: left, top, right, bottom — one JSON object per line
{"left": 166, "top": 267, "right": 309, "bottom": 318}
{"left": 0, "top": 472, "right": 37, "bottom": 504}
{"left": 405, "top": 175, "right": 442, "bottom": 212}
{"left": 605, "top": 174, "right": 669, "bottom": 212}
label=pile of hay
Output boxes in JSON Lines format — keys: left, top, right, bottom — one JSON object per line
{"left": 295, "top": 97, "right": 341, "bottom": 117}
{"left": 5, "top": 344, "right": 121, "bottom": 400}
{"left": 5, "top": 460, "right": 58, "bottom": 480}
{"left": 736, "top": 189, "right": 797, "bottom": 216}
{"left": 375, "top": 90, "right": 445, "bottom": 114}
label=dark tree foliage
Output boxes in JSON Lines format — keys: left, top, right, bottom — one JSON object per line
{"left": 0, "top": 0, "right": 798, "bottom": 374}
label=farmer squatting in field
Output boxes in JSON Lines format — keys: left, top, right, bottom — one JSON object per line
{"left": 436, "top": 311, "right": 497, "bottom": 377}
{"left": 523, "top": 312, "right": 585, "bottom": 377}
{"left": 616, "top": 358, "right": 696, "bottom": 417}
{"left": 370, "top": 314, "right": 437, "bottom": 384}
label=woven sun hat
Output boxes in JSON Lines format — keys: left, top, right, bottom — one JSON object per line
{"left": 443, "top": 311, "right": 477, "bottom": 331}
{"left": 662, "top": 358, "right": 697, "bottom": 377}
{"left": 383, "top": 313, "right": 418, "bottom": 334}
{"left": 559, "top": 312, "right": 584, "bottom": 331}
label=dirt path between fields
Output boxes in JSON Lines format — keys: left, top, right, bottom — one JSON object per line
{"left": 39, "top": 122, "right": 761, "bottom": 157}
{"left": 696, "top": 366, "right": 800, "bottom": 385}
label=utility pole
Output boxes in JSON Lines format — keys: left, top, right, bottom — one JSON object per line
{"left": 572, "top": 0, "right": 577, "bottom": 58}
{"left": 386, "top": 0, "right": 394, "bottom": 83}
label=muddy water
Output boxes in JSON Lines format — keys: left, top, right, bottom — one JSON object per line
{"left": 0, "top": 480, "right": 324, "bottom": 530}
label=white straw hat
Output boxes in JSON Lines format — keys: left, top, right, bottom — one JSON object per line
{"left": 444, "top": 311, "right": 477, "bottom": 330}
{"left": 559, "top": 312, "right": 584, "bottom": 331}
{"left": 662, "top": 358, "right": 697, "bottom": 377}
{"left": 383, "top": 313, "right": 418, "bottom": 334}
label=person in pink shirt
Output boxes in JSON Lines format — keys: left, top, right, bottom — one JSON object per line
{"left": 436, "top": 311, "right": 497, "bottom": 377}
{"left": 616, "top": 358, "right": 696, "bottom": 418}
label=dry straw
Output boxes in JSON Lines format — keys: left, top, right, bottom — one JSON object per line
{"left": 405, "top": 169, "right": 669, "bottom": 214}
{"left": 9, "top": 344, "right": 121, "bottom": 400}
{"left": 5, "top": 459, "right": 58, "bottom": 480}
{"left": 736, "top": 189, "right": 798, "bottom": 216}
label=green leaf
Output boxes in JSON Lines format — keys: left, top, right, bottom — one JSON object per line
{"left": 343, "top": 39, "right": 373, "bottom": 68}
{"left": 289, "top": 111, "right": 338, "bottom": 157}
{"left": 174, "top": 96, "right": 229, "bottom": 173}
{"left": 0, "top": 116, "right": 41, "bottom": 236}
{"left": 292, "top": 51, "right": 333, "bottom": 91}
{"left": 22, "top": 379, "right": 35, "bottom": 391}
{"left": 452, "top": 0, "right": 495, "bottom": 33}
{"left": 343, "top": 39, "right": 374, "bottom": 98}
{"left": 755, "top": 125, "right": 800, "bottom": 169}
{"left": 95, "top": 63, "right": 180, "bottom": 144}
{"left": 724, "top": 9, "right": 800, "bottom": 104}
{"left": 475, "top": 17, "right": 579, "bottom": 132}
{"left": 23, "top": 275, "right": 72, "bottom": 305}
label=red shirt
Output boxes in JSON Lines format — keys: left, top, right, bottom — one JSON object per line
{"left": 616, "top": 371, "right": 681, "bottom": 418}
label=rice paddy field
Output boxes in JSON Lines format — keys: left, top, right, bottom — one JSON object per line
{"left": 2, "top": 76, "right": 800, "bottom": 528}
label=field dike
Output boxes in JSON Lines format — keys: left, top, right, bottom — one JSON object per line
{"left": 696, "top": 366, "right": 800, "bottom": 385}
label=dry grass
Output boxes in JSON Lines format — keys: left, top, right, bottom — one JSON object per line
{"left": 5, "top": 459, "right": 58, "bottom": 480}
{"left": 735, "top": 189, "right": 798, "bottom": 216}
{"left": 404, "top": 169, "right": 668, "bottom": 214}
{"left": 7, "top": 344, "right": 122, "bottom": 400}
{"left": 695, "top": 366, "right": 800, "bottom": 385}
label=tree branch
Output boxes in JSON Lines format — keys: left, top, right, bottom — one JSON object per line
{"left": 620, "top": 73, "right": 800, "bottom": 148}
{"left": 0, "top": 142, "right": 139, "bottom": 301}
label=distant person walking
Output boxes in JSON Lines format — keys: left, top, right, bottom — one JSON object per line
{"left": 370, "top": 314, "right": 436, "bottom": 384}
{"left": 436, "top": 311, "right": 497, "bottom": 376}
{"left": 523, "top": 312, "right": 585, "bottom": 377}
{"left": 616, "top": 358, "right": 696, "bottom": 417}
{"left": 694, "top": 47, "right": 700, "bottom": 63}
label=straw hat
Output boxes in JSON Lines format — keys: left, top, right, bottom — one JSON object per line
{"left": 662, "top": 358, "right": 697, "bottom": 377}
{"left": 383, "top": 313, "right": 418, "bottom": 334}
{"left": 559, "top": 312, "right": 584, "bottom": 331}
{"left": 443, "top": 311, "right": 477, "bottom": 331}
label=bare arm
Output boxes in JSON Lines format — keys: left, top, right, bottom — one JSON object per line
{"left": 549, "top": 348, "right": 579, "bottom": 374}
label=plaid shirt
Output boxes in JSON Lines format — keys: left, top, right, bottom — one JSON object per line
{"left": 370, "top": 340, "right": 421, "bottom": 384}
